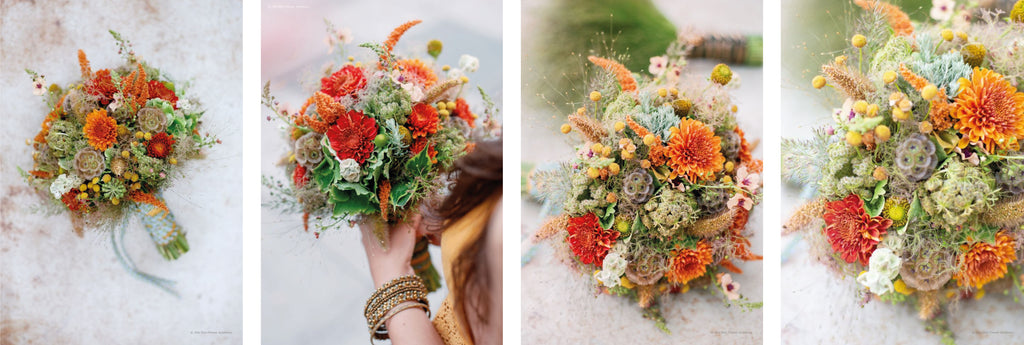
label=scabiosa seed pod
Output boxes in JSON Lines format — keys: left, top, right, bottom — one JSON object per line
{"left": 625, "top": 252, "right": 668, "bottom": 286}
{"left": 622, "top": 169, "right": 654, "bottom": 204}
{"left": 899, "top": 247, "right": 953, "bottom": 291}
{"left": 136, "top": 107, "right": 167, "bottom": 133}
{"left": 894, "top": 133, "right": 937, "bottom": 182}
{"left": 73, "top": 148, "right": 105, "bottom": 180}
{"left": 994, "top": 161, "right": 1024, "bottom": 196}
{"left": 695, "top": 186, "right": 729, "bottom": 216}
{"left": 718, "top": 129, "right": 741, "bottom": 162}
{"left": 294, "top": 132, "right": 324, "bottom": 169}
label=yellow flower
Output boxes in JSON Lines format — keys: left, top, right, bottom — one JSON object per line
{"left": 893, "top": 279, "right": 915, "bottom": 295}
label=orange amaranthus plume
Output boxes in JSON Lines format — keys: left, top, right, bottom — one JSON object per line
{"left": 898, "top": 64, "right": 928, "bottom": 90}
{"left": 854, "top": 0, "right": 914, "bottom": 36}
{"left": 379, "top": 180, "right": 391, "bottom": 222}
{"left": 121, "top": 63, "right": 151, "bottom": 110}
{"left": 382, "top": 20, "right": 422, "bottom": 61}
{"left": 128, "top": 190, "right": 169, "bottom": 213}
{"left": 587, "top": 56, "right": 638, "bottom": 92}
{"left": 735, "top": 127, "right": 752, "bottom": 163}
{"left": 295, "top": 92, "right": 346, "bottom": 133}
{"left": 78, "top": 50, "right": 92, "bottom": 79}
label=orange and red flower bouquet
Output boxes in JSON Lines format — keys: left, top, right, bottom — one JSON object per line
{"left": 532, "top": 41, "right": 763, "bottom": 330}
{"left": 22, "top": 31, "right": 217, "bottom": 294}
{"left": 263, "top": 20, "right": 499, "bottom": 292}
{"left": 783, "top": 2, "right": 1024, "bottom": 341}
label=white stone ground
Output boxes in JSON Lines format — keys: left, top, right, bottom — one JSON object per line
{"left": 0, "top": 1, "right": 243, "bottom": 344}
{"left": 520, "top": 1, "right": 765, "bottom": 343}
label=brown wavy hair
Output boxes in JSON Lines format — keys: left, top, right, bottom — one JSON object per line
{"left": 424, "top": 138, "right": 502, "bottom": 335}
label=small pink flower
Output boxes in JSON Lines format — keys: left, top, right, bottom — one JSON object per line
{"left": 159, "top": 172, "right": 166, "bottom": 179}
{"left": 648, "top": 56, "right": 668, "bottom": 75}
{"left": 728, "top": 192, "right": 753, "bottom": 211}
{"left": 734, "top": 166, "right": 761, "bottom": 193}
{"left": 718, "top": 273, "right": 741, "bottom": 300}
{"left": 32, "top": 76, "right": 46, "bottom": 96}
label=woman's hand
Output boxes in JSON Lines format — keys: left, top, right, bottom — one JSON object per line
{"left": 360, "top": 215, "right": 420, "bottom": 289}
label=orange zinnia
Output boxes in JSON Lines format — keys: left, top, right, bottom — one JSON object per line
{"left": 667, "top": 118, "right": 725, "bottom": 181}
{"left": 397, "top": 59, "right": 438, "bottom": 88}
{"left": 83, "top": 109, "right": 118, "bottom": 151}
{"left": 955, "top": 232, "right": 1017, "bottom": 289}
{"left": 666, "top": 241, "right": 713, "bottom": 284}
{"left": 953, "top": 68, "right": 1024, "bottom": 152}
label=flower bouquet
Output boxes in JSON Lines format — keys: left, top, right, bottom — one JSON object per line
{"left": 532, "top": 41, "right": 763, "bottom": 330}
{"left": 262, "top": 20, "right": 498, "bottom": 292}
{"left": 783, "top": 1, "right": 1024, "bottom": 341}
{"left": 21, "top": 31, "right": 217, "bottom": 294}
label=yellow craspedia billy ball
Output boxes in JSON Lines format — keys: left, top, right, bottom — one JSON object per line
{"left": 427, "top": 39, "right": 443, "bottom": 58}
{"left": 560, "top": 123, "right": 572, "bottom": 134}
{"left": 851, "top": 34, "right": 867, "bottom": 48}
{"left": 711, "top": 64, "right": 732, "bottom": 85}
{"left": 812, "top": 75, "right": 827, "bottom": 89}
{"left": 589, "top": 91, "right": 602, "bottom": 102}
{"left": 883, "top": 71, "right": 897, "bottom": 84}
{"left": 921, "top": 84, "right": 938, "bottom": 101}
{"left": 846, "top": 131, "right": 863, "bottom": 146}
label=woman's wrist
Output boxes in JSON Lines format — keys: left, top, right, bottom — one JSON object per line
{"left": 372, "top": 265, "right": 415, "bottom": 289}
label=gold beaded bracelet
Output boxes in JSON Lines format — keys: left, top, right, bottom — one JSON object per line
{"left": 364, "top": 275, "right": 430, "bottom": 341}
{"left": 370, "top": 301, "right": 430, "bottom": 342}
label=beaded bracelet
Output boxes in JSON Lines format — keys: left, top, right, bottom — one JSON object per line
{"left": 364, "top": 275, "right": 430, "bottom": 341}
{"left": 370, "top": 301, "right": 430, "bottom": 342}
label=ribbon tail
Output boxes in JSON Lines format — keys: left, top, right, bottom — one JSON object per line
{"left": 112, "top": 222, "right": 180, "bottom": 298}
{"left": 136, "top": 195, "right": 189, "bottom": 261}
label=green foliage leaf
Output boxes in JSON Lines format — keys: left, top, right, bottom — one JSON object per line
{"left": 598, "top": 202, "right": 616, "bottom": 230}
{"left": 391, "top": 181, "right": 415, "bottom": 208}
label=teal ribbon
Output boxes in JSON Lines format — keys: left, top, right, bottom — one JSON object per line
{"left": 110, "top": 195, "right": 188, "bottom": 297}
{"left": 112, "top": 220, "right": 180, "bottom": 297}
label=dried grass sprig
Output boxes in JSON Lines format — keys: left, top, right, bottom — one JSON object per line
{"left": 822, "top": 60, "right": 875, "bottom": 100}
{"left": 568, "top": 113, "right": 608, "bottom": 143}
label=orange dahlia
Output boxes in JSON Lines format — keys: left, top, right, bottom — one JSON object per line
{"left": 953, "top": 68, "right": 1024, "bottom": 152}
{"left": 955, "top": 232, "right": 1017, "bottom": 289}
{"left": 146, "top": 132, "right": 176, "bottom": 159}
{"left": 451, "top": 98, "right": 476, "bottom": 128}
{"left": 396, "top": 59, "right": 438, "bottom": 88}
{"left": 410, "top": 137, "right": 438, "bottom": 159}
{"left": 408, "top": 103, "right": 440, "bottom": 139}
{"left": 566, "top": 213, "right": 619, "bottom": 265}
{"left": 666, "top": 241, "right": 714, "bottom": 284}
{"left": 83, "top": 109, "right": 118, "bottom": 151}
{"left": 822, "top": 194, "right": 891, "bottom": 266}
{"left": 667, "top": 118, "right": 725, "bottom": 181}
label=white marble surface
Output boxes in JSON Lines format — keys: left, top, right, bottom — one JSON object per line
{"left": 520, "top": 0, "right": 764, "bottom": 343}
{"left": 259, "top": 1, "right": 501, "bottom": 344}
{"left": 780, "top": 0, "right": 1024, "bottom": 343}
{"left": 0, "top": 1, "right": 243, "bottom": 344}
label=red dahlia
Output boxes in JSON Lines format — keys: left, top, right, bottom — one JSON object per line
{"left": 410, "top": 137, "right": 438, "bottom": 159}
{"left": 320, "top": 65, "right": 367, "bottom": 100}
{"left": 146, "top": 132, "right": 176, "bottom": 159}
{"left": 148, "top": 80, "right": 179, "bottom": 108}
{"left": 452, "top": 98, "right": 476, "bottom": 128}
{"left": 61, "top": 190, "right": 87, "bottom": 212}
{"left": 408, "top": 103, "right": 440, "bottom": 139}
{"left": 566, "top": 213, "right": 619, "bottom": 265}
{"left": 823, "top": 194, "right": 891, "bottom": 265}
{"left": 326, "top": 110, "right": 377, "bottom": 164}
{"left": 86, "top": 69, "right": 118, "bottom": 106}
{"left": 293, "top": 164, "right": 309, "bottom": 187}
